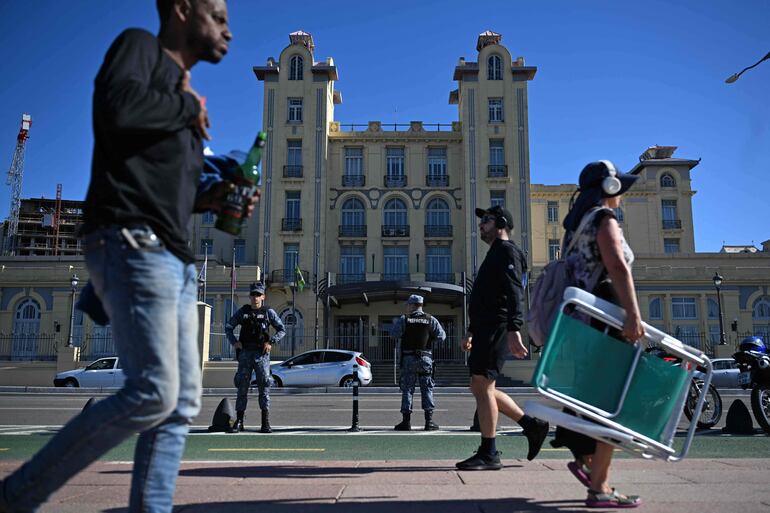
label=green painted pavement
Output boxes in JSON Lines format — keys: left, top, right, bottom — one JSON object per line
{"left": 1, "top": 432, "right": 769, "bottom": 461}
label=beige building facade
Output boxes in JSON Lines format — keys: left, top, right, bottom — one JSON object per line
{"left": 1, "top": 31, "right": 769, "bottom": 386}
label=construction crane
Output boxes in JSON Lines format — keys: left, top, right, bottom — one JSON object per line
{"left": 4, "top": 113, "right": 32, "bottom": 256}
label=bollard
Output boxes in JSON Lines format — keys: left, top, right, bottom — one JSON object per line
{"left": 349, "top": 364, "right": 361, "bottom": 432}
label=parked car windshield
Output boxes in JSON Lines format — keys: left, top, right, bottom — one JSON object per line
{"left": 86, "top": 358, "right": 115, "bottom": 371}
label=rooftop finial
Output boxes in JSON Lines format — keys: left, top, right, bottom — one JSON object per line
{"left": 289, "top": 30, "right": 315, "bottom": 52}
{"left": 477, "top": 30, "right": 502, "bottom": 51}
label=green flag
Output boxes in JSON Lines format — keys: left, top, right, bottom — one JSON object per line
{"left": 295, "top": 265, "right": 305, "bottom": 292}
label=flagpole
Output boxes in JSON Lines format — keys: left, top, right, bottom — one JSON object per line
{"left": 229, "top": 246, "right": 236, "bottom": 318}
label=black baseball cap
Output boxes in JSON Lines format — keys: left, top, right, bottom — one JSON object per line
{"left": 579, "top": 160, "right": 638, "bottom": 197}
{"left": 249, "top": 282, "right": 266, "bottom": 296}
{"left": 475, "top": 205, "right": 514, "bottom": 230}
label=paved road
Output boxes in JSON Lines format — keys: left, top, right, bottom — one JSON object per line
{"left": 0, "top": 389, "right": 755, "bottom": 431}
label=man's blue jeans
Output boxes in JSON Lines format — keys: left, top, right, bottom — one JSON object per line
{"left": 2, "top": 226, "right": 201, "bottom": 513}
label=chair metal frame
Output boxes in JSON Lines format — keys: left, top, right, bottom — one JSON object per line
{"left": 526, "top": 287, "right": 713, "bottom": 462}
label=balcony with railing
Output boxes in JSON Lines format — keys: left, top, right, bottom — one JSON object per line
{"left": 384, "top": 175, "right": 407, "bottom": 188}
{"left": 488, "top": 165, "right": 508, "bottom": 178}
{"left": 281, "top": 218, "right": 302, "bottom": 232}
{"left": 270, "top": 269, "right": 311, "bottom": 287}
{"left": 336, "top": 273, "right": 366, "bottom": 285}
{"left": 662, "top": 219, "right": 682, "bottom": 230}
{"left": 426, "top": 174, "right": 449, "bottom": 187}
{"left": 342, "top": 175, "right": 365, "bottom": 187}
{"left": 381, "top": 272, "right": 410, "bottom": 281}
{"left": 381, "top": 225, "right": 410, "bottom": 237}
{"left": 339, "top": 225, "right": 367, "bottom": 237}
{"left": 283, "top": 165, "right": 303, "bottom": 178}
{"left": 424, "top": 225, "right": 452, "bottom": 238}
{"left": 425, "top": 273, "right": 456, "bottom": 284}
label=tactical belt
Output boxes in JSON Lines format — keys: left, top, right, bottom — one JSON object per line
{"left": 402, "top": 350, "right": 432, "bottom": 356}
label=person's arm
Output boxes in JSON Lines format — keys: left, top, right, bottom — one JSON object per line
{"left": 501, "top": 247, "right": 525, "bottom": 333}
{"left": 390, "top": 315, "right": 405, "bottom": 340}
{"left": 225, "top": 308, "right": 242, "bottom": 346}
{"left": 596, "top": 216, "right": 644, "bottom": 341}
{"left": 431, "top": 317, "right": 447, "bottom": 343}
{"left": 267, "top": 309, "right": 286, "bottom": 344}
{"left": 93, "top": 30, "right": 200, "bottom": 134}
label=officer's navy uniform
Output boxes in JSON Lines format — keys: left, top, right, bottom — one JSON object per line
{"left": 225, "top": 286, "right": 285, "bottom": 432}
{"left": 390, "top": 296, "right": 446, "bottom": 430}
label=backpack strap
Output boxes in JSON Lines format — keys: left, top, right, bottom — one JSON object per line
{"left": 563, "top": 207, "right": 608, "bottom": 255}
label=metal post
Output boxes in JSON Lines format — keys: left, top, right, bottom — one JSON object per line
{"left": 66, "top": 274, "right": 79, "bottom": 348}
{"left": 349, "top": 364, "right": 361, "bottom": 432}
{"left": 324, "top": 271, "right": 331, "bottom": 349}
{"left": 461, "top": 271, "right": 468, "bottom": 365}
{"left": 314, "top": 274, "right": 319, "bottom": 350}
{"left": 715, "top": 278, "right": 726, "bottom": 345}
{"left": 291, "top": 283, "right": 296, "bottom": 356}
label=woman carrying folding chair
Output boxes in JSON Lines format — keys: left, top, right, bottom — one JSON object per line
{"left": 550, "top": 160, "right": 644, "bottom": 508}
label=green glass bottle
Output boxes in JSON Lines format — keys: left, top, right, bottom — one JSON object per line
{"left": 215, "top": 131, "right": 267, "bottom": 235}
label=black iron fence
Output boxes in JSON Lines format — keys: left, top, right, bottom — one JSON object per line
{"left": 80, "top": 333, "right": 116, "bottom": 361}
{"left": 0, "top": 334, "right": 57, "bottom": 361}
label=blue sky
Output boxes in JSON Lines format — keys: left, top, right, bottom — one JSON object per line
{"left": 0, "top": 0, "right": 767, "bottom": 252}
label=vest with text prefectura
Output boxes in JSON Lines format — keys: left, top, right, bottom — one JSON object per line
{"left": 402, "top": 311, "right": 434, "bottom": 351}
{"left": 238, "top": 306, "right": 269, "bottom": 350}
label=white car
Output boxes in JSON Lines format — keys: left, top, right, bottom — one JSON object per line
{"left": 267, "top": 349, "right": 372, "bottom": 387}
{"left": 54, "top": 357, "right": 125, "bottom": 388}
{"left": 693, "top": 358, "right": 740, "bottom": 388}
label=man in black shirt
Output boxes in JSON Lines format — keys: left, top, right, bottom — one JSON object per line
{"left": 0, "top": 2, "right": 243, "bottom": 512}
{"left": 456, "top": 206, "right": 549, "bottom": 471}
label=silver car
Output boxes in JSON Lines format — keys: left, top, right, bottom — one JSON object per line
{"left": 268, "top": 350, "right": 372, "bottom": 387}
{"left": 54, "top": 357, "right": 125, "bottom": 388}
{"left": 694, "top": 357, "right": 740, "bottom": 388}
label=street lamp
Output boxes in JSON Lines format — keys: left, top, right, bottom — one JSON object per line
{"left": 66, "top": 274, "right": 79, "bottom": 348}
{"left": 712, "top": 272, "right": 727, "bottom": 345}
{"left": 725, "top": 51, "right": 770, "bottom": 84}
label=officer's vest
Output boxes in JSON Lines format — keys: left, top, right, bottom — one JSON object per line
{"left": 402, "top": 311, "right": 434, "bottom": 351}
{"left": 238, "top": 306, "right": 269, "bottom": 350}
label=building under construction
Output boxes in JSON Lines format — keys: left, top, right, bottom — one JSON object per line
{"left": 6, "top": 196, "right": 84, "bottom": 256}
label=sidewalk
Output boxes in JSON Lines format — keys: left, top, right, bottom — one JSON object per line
{"left": 3, "top": 458, "right": 768, "bottom": 512}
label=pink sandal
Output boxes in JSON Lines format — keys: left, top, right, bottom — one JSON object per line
{"left": 586, "top": 488, "right": 642, "bottom": 508}
{"left": 567, "top": 460, "right": 591, "bottom": 487}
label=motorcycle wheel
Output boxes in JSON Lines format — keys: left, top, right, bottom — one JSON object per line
{"left": 750, "top": 384, "right": 770, "bottom": 435}
{"left": 684, "top": 379, "right": 723, "bottom": 429}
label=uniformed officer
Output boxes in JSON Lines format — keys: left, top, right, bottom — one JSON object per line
{"left": 225, "top": 282, "right": 285, "bottom": 432}
{"left": 391, "top": 294, "right": 447, "bottom": 431}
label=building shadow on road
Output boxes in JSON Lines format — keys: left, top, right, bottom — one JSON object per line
{"left": 104, "top": 497, "right": 581, "bottom": 513}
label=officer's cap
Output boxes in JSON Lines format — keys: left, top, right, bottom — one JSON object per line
{"left": 406, "top": 294, "right": 424, "bottom": 305}
{"left": 249, "top": 282, "right": 266, "bottom": 296}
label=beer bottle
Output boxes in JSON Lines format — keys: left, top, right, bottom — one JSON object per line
{"left": 215, "top": 131, "right": 267, "bottom": 235}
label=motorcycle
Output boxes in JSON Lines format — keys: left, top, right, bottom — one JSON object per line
{"left": 647, "top": 346, "right": 722, "bottom": 429}
{"left": 733, "top": 336, "right": 770, "bottom": 435}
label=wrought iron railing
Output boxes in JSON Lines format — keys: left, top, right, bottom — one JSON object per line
{"left": 488, "top": 165, "right": 508, "bottom": 178}
{"left": 426, "top": 174, "right": 449, "bottom": 187}
{"left": 336, "top": 273, "right": 366, "bottom": 285}
{"left": 342, "top": 175, "right": 365, "bottom": 187}
{"left": 283, "top": 165, "right": 303, "bottom": 178}
{"left": 424, "top": 225, "right": 452, "bottom": 237}
{"left": 381, "top": 225, "right": 409, "bottom": 237}
{"left": 281, "top": 218, "right": 302, "bottom": 231}
{"left": 339, "top": 225, "right": 366, "bottom": 237}
{"left": 384, "top": 175, "right": 407, "bottom": 187}
{"left": 662, "top": 219, "right": 682, "bottom": 230}
{"left": 0, "top": 334, "right": 57, "bottom": 361}
{"left": 269, "top": 269, "right": 311, "bottom": 287}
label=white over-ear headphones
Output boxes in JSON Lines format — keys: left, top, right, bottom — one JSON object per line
{"left": 599, "top": 159, "right": 622, "bottom": 196}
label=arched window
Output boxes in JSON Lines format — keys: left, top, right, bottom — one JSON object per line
{"left": 12, "top": 298, "right": 41, "bottom": 359}
{"left": 383, "top": 198, "right": 407, "bottom": 227}
{"left": 487, "top": 54, "right": 502, "bottom": 80}
{"left": 707, "top": 298, "right": 720, "bottom": 319}
{"left": 341, "top": 198, "right": 366, "bottom": 234}
{"left": 648, "top": 298, "right": 662, "bottom": 320}
{"left": 426, "top": 198, "right": 450, "bottom": 226}
{"left": 660, "top": 173, "right": 676, "bottom": 188}
{"left": 289, "top": 55, "right": 303, "bottom": 80}
{"left": 754, "top": 297, "right": 770, "bottom": 320}
{"left": 280, "top": 308, "right": 304, "bottom": 339}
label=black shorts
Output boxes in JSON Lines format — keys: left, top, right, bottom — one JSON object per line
{"left": 468, "top": 324, "right": 508, "bottom": 380}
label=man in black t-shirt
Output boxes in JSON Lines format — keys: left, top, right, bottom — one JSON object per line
{"left": 456, "top": 206, "right": 549, "bottom": 471}
{"left": 0, "top": 2, "right": 255, "bottom": 512}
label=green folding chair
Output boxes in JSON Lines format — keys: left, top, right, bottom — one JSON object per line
{"left": 525, "top": 287, "right": 713, "bottom": 461}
